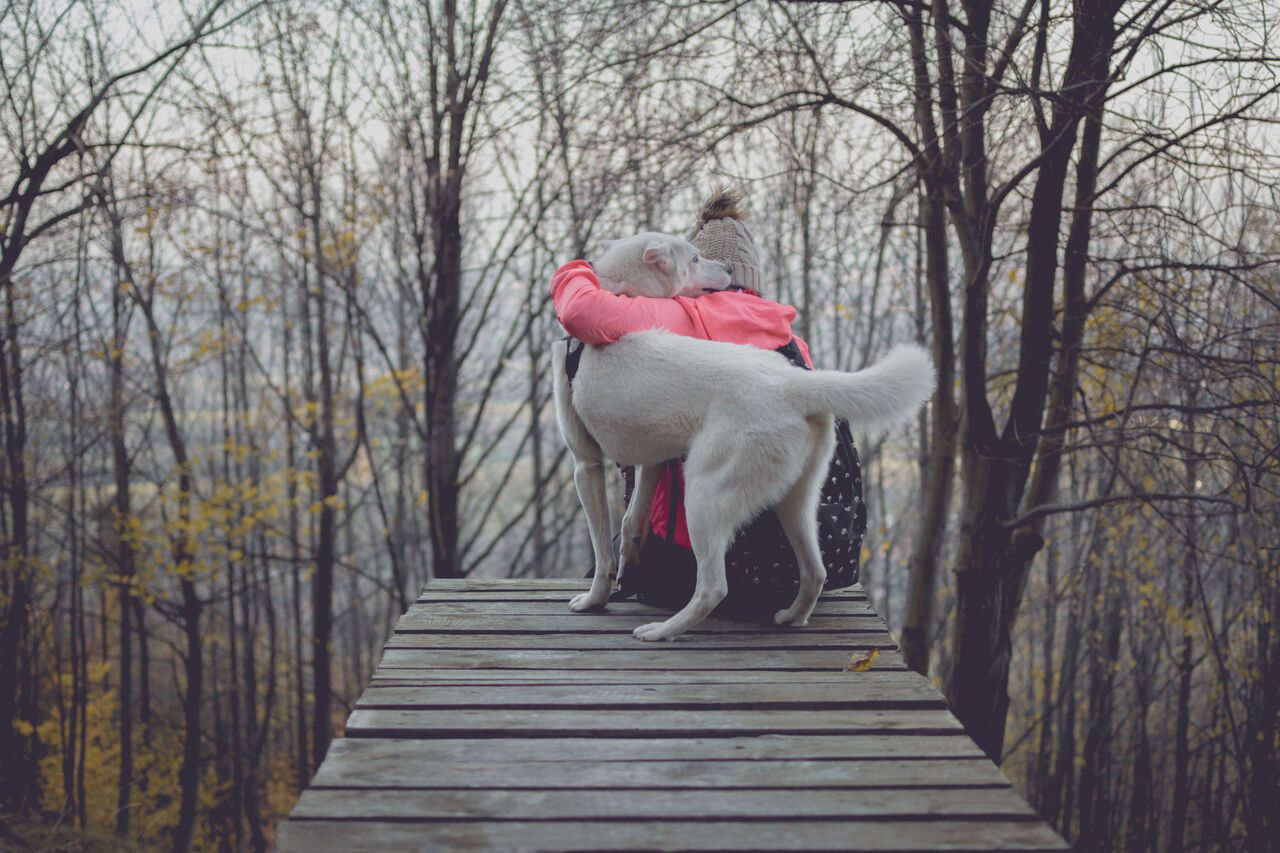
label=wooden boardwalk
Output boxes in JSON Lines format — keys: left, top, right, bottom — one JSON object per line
{"left": 277, "top": 578, "right": 1068, "bottom": 851}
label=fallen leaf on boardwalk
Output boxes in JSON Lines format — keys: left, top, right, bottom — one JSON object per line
{"left": 844, "top": 649, "right": 880, "bottom": 672}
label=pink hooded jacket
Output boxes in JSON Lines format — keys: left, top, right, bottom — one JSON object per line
{"left": 551, "top": 259, "right": 812, "bottom": 547}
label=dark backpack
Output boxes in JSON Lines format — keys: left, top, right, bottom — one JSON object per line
{"left": 616, "top": 339, "right": 866, "bottom": 619}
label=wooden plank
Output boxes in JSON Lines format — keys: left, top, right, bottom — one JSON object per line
{"left": 418, "top": 588, "right": 868, "bottom": 603}
{"left": 310, "top": 753, "right": 1007, "bottom": 790}
{"left": 375, "top": 646, "right": 908, "bottom": 671}
{"left": 342, "top": 707, "right": 964, "bottom": 738}
{"left": 306, "top": 735, "right": 987, "bottom": 765}
{"left": 402, "top": 600, "right": 877, "bottom": 617}
{"left": 383, "top": 630, "right": 898, "bottom": 650}
{"left": 416, "top": 593, "right": 871, "bottom": 606}
{"left": 360, "top": 668, "right": 933, "bottom": 688}
{"left": 366, "top": 669, "right": 929, "bottom": 685}
{"left": 355, "top": 679, "right": 948, "bottom": 710}
{"left": 393, "top": 613, "right": 880, "bottom": 634}
{"left": 290, "top": 786, "right": 1040, "bottom": 821}
{"left": 424, "top": 578, "right": 594, "bottom": 589}
{"left": 276, "top": 818, "right": 1070, "bottom": 851}
{"left": 420, "top": 578, "right": 864, "bottom": 593}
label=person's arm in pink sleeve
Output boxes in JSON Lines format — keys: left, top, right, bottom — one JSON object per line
{"left": 551, "top": 260, "right": 711, "bottom": 344}
{"left": 550, "top": 260, "right": 802, "bottom": 350}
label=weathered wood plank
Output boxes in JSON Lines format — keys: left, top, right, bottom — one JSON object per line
{"left": 360, "top": 667, "right": 933, "bottom": 688}
{"left": 276, "top": 818, "right": 1070, "bottom": 852}
{"left": 310, "top": 753, "right": 1007, "bottom": 790}
{"left": 394, "top": 613, "right": 880, "bottom": 634}
{"left": 423, "top": 578, "right": 594, "bottom": 589}
{"left": 402, "top": 599, "right": 877, "bottom": 617}
{"left": 420, "top": 578, "right": 864, "bottom": 593}
{"left": 290, "top": 786, "right": 1039, "bottom": 821}
{"left": 417, "top": 589, "right": 869, "bottom": 603}
{"left": 375, "top": 646, "right": 908, "bottom": 671}
{"left": 383, "top": 630, "right": 898, "bottom": 650}
{"left": 307, "top": 734, "right": 988, "bottom": 765}
{"left": 342, "top": 707, "right": 964, "bottom": 738}
{"left": 366, "top": 669, "right": 928, "bottom": 685}
{"left": 355, "top": 679, "right": 948, "bottom": 710}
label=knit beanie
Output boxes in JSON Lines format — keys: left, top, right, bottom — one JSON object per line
{"left": 686, "top": 186, "right": 762, "bottom": 293}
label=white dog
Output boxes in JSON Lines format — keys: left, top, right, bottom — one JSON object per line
{"left": 553, "top": 232, "right": 934, "bottom": 641}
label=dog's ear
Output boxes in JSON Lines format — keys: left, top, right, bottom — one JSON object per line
{"left": 642, "top": 241, "right": 674, "bottom": 274}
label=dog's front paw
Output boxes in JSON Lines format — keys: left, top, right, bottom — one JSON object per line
{"left": 632, "top": 621, "right": 680, "bottom": 642}
{"left": 773, "top": 608, "right": 810, "bottom": 628}
{"left": 569, "top": 591, "right": 608, "bottom": 612}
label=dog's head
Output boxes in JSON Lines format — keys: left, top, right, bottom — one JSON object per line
{"left": 592, "top": 232, "right": 733, "bottom": 298}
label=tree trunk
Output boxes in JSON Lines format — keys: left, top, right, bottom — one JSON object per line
{"left": 150, "top": 345, "right": 202, "bottom": 853}
{"left": 1129, "top": 654, "right": 1156, "bottom": 850}
{"left": 1246, "top": 592, "right": 1279, "bottom": 853}
{"left": 0, "top": 269, "right": 37, "bottom": 813}
{"left": 134, "top": 595, "right": 151, "bottom": 743}
{"left": 945, "top": 472, "right": 1036, "bottom": 759}
{"left": 1046, "top": 563, "right": 1084, "bottom": 837}
{"left": 1076, "top": 571, "right": 1123, "bottom": 852}
{"left": 237, "top": 266, "right": 269, "bottom": 853}
{"left": 1170, "top": 415, "right": 1198, "bottom": 851}
{"left": 1030, "top": 538, "right": 1058, "bottom": 811}
{"left": 308, "top": 168, "right": 341, "bottom": 768}
{"left": 65, "top": 376, "right": 85, "bottom": 827}
{"left": 414, "top": 0, "right": 507, "bottom": 579}
{"left": 901, "top": 182, "right": 957, "bottom": 674}
{"left": 310, "top": 437, "right": 338, "bottom": 768}
{"left": 944, "top": 0, "right": 1118, "bottom": 760}
{"left": 282, "top": 279, "right": 308, "bottom": 787}
{"left": 147, "top": 308, "right": 201, "bottom": 853}
{"left": 171, "top": 572, "right": 202, "bottom": 853}
{"left": 424, "top": 192, "right": 463, "bottom": 578}
{"left": 111, "top": 279, "right": 135, "bottom": 836}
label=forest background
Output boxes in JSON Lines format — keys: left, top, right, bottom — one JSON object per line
{"left": 1, "top": 0, "right": 1278, "bottom": 850}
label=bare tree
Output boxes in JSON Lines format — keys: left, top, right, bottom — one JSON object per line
{"left": 365, "top": 0, "right": 510, "bottom": 579}
{"left": 707, "top": 0, "right": 1280, "bottom": 761}
{"left": 0, "top": 0, "right": 236, "bottom": 816}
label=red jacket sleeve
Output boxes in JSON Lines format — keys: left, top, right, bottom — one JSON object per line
{"left": 551, "top": 260, "right": 714, "bottom": 344}
{"left": 550, "top": 260, "right": 798, "bottom": 350}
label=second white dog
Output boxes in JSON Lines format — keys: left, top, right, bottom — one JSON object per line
{"left": 553, "top": 232, "right": 934, "bottom": 641}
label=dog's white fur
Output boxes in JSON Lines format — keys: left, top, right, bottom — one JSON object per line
{"left": 593, "top": 231, "right": 735, "bottom": 297}
{"left": 553, "top": 232, "right": 935, "bottom": 641}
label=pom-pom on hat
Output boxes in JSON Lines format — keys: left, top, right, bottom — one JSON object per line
{"left": 686, "top": 185, "right": 762, "bottom": 292}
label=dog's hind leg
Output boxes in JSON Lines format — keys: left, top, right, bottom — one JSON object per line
{"left": 632, "top": 457, "right": 754, "bottom": 641}
{"left": 632, "top": 498, "right": 732, "bottom": 641}
{"left": 617, "top": 463, "right": 661, "bottom": 587}
{"left": 772, "top": 417, "right": 836, "bottom": 627}
{"left": 632, "top": 430, "right": 808, "bottom": 641}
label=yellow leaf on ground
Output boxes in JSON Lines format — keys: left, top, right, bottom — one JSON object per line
{"left": 844, "top": 648, "right": 880, "bottom": 672}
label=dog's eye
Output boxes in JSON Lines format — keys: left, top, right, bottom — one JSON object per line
{"left": 691, "top": 256, "right": 699, "bottom": 265}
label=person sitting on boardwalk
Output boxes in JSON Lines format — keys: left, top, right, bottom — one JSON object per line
{"left": 551, "top": 187, "right": 865, "bottom": 617}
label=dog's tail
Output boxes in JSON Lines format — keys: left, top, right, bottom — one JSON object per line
{"left": 788, "top": 344, "right": 935, "bottom": 431}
